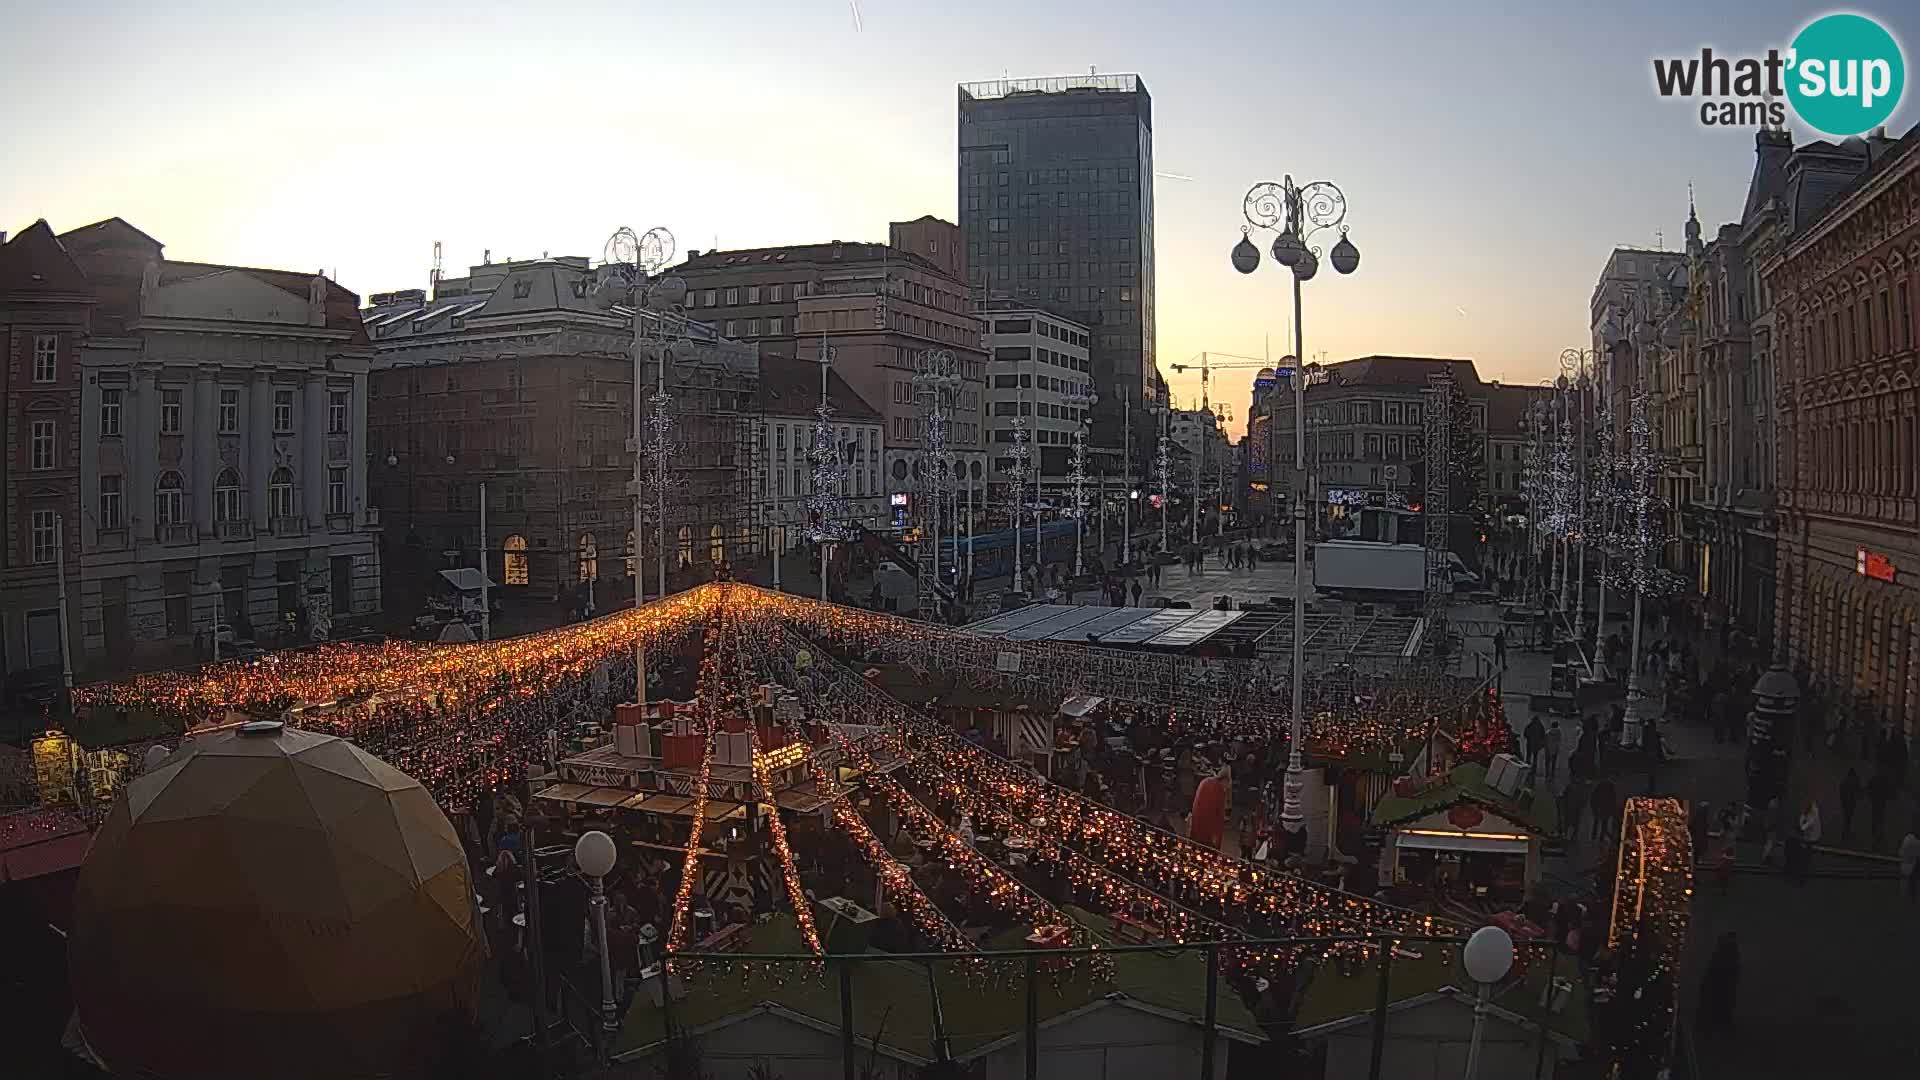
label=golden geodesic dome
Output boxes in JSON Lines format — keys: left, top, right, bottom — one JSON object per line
{"left": 70, "top": 721, "right": 482, "bottom": 1080}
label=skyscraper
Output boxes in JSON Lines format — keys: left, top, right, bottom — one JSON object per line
{"left": 958, "top": 74, "right": 1155, "bottom": 464}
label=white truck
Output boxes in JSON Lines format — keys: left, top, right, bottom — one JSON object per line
{"left": 1312, "top": 541, "right": 1474, "bottom": 597}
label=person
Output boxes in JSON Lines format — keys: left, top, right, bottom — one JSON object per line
{"left": 1543, "top": 720, "right": 1563, "bottom": 781}
{"left": 1130, "top": 578, "right": 1143, "bottom": 607}
{"left": 1761, "top": 796, "right": 1791, "bottom": 865}
{"left": 1695, "top": 931, "right": 1741, "bottom": 1034}
{"left": 1790, "top": 798, "right": 1822, "bottom": 885}
{"left": 1589, "top": 778, "right": 1618, "bottom": 843}
{"left": 1563, "top": 778, "right": 1587, "bottom": 847}
{"left": 1839, "top": 768, "right": 1862, "bottom": 845}
{"left": 1493, "top": 628, "right": 1508, "bottom": 669}
{"left": 1900, "top": 821, "right": 1920, "bottom": 904}
{"left": 1189, "top": 764, "right": 1231, "bottom": 850}
{"left": 1523, "top": 716, "right": 1547, "bottom": 773}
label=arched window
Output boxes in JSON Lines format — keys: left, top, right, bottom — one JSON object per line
{"left": 268, "top": 467, "right": 295, "bottom": 520}
{"left": 502, "top": 534, "right": 529, "bottom": 586}
{"left": 676, "top": 525, "right": 693, "bottom": 569}
{"left": 707, "top": 524, "right": 724, "bottom": 565}
{"left": 214, "top": 468, "right": 243, "bottom": 523}
{"left": 155, "top": 471, "right": 185, "bottom": 525}
{"left": 578, "top": 533, "right": 598, "bottom": 582}
{"left": 624, "top": 529, "right": 636, "bottom": 578}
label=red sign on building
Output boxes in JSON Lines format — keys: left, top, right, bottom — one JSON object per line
{"left": 1856, "top": 548, "right": 1897, "bottom": 584}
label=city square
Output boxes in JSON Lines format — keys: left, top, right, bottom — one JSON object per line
{"left": 3, "top": 5, "right": 1919, "bottom": 1080}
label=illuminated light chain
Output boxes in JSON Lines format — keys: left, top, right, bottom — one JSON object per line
{"left": 840, "top": 732, "right": 1071, "bottom": 938}
{"left": 791, "top": 633, "right": 1453, "bottom": 962}
{"left": 1607, "top": 796, "right": 1693, "bottom": 1077}
{"left": 667, "top": 599, "right": 730, "bottom": 959}
{"left": 806, "top": 396, "right": 850, "bottom": 543}
{"left": 749, "top": 725, "right": 823, "bottom": 958}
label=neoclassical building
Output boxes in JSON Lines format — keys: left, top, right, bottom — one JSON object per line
{"left": 1767, "top": 126, "right": 1919, "bottom": 749}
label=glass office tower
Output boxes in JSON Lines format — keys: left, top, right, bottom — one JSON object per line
{"left": 958, "top": 75, "right": 1155, "bottom": 462}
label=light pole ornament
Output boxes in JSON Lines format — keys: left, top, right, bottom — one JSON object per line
{"left": 807, "top": 337, "right": 847, "bottom": 544}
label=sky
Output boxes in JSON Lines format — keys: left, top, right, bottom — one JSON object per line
{"left": 3, "top": 0, "right": 1913, "bottom": 436}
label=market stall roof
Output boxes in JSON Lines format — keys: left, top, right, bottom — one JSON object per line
{"left": 0, "top": 808, "right": 91, "bottom": 882}
{"left": 613, "top": 907, "right": 1265, "bottom": 1061}
{"left": 864, "top": 664, "right": 1054, "bottom": 712}
{"left": 1293, "top": 942, "right": 1587, "bottom": 1045}
{"left": 1370, "top": 762, "right": 1558, "bottom": 834}
{"left": 961, "top": 604, "right": 1248, "bottom": 649}
{"left": 437, "top": 568, "right": 496, "bottom": 592}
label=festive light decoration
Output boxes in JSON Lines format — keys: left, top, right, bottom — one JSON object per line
{"left": 1607, "top": 797, "right": 1692, "bottom": 1078}
{"left": 806, "top": 337, "right": 849, "bottom": 545}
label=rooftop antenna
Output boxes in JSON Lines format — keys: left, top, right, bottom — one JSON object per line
{"left": 1654, "top": 227, "right": 1664, "bottom": 250}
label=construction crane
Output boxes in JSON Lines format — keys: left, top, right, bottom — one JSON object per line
{"left": 1168, "top": 351, "right": 1275, "bottom": 413}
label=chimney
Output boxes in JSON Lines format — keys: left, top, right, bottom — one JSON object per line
{"left": 0, "top": 231, "right": 8, "bottom": 245}
{"left": 686, "top": 249, "right": 701, "bottom": 260}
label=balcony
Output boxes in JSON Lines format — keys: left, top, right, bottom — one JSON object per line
{"left": 158, "top": 524, "right": 196, "bottom": 546}
{"left": 217, "top": 520, "right": 253, "bottom": 541}
{"left": 327, "top": 514, "right": 353, "bottom": 533}
{"left": 271, "top": 517, "right": 308, "bottom": 537}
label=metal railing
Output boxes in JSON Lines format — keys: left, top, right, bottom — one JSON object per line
{"left": 633, "top": 933, "right": 1584, "bottom": 1080}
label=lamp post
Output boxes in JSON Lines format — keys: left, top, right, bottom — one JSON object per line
{"left": 808, "top": 336, "right": 846, "bottom": 603}
{"left": 574, "top": 829, "right": 621, "bottom": 1052}
{"left": 1461, "top": 925, "right": 1516, "bottom": 1079}
{"left": 1009, "top": 415, "right": 1031, "bottom": 596}
{"left": 1156, "top": 405, "right": 1171, "bottom": 555}
{"left": 1065, "top": 387, "right": 1098, "bottom": 579}
{"left": 1232, "top": 175, "right": 1361, "bottom": 844}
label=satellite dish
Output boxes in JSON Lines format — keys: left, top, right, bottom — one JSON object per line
{"left": 638, "top": 227, "right": 675, "bottom": 274}
{"left": 604, "top": 227, "right": 641, "bottom": 268}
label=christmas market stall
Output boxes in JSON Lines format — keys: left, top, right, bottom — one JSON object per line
{"left": 1371, "top": 759, "right": 1555, "bottom": 902}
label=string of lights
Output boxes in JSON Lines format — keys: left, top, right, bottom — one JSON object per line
{"left": 1607, "top": 797, "right": 1692, "bottom": 1077}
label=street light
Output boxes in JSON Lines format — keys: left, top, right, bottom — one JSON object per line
{"left": 573, "top": 829, "right": 621, "bottom": 1049}
{"left": 1064, "top": 386, "right": 1099, "bottom": 579}
{"left": 1461, "top": 925, "right": 1516, "bottom": 1079}
{"left": 1232, "top": 175, "right": 1359, "bottom": 849}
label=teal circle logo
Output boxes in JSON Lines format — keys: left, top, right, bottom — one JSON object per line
{"left": 1786, "top": 13, "right": 1905, "bottom": 136}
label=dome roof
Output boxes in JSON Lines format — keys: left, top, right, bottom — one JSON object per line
{"left": 70, "top": 722, "right": 482, "bottom": 1080}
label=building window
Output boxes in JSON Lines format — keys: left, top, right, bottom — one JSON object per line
{"left": 725, "top": 287, "right": 740, "bottom": 305}
{"left": 160, "top": 388, "right": 183, "bottom": 434}
{"left": 724, "top": 320, "right": 738, "bottom": 336}
{"left": 215, "top": 469, "right": 243, "bottom": 522}
{"left": 29, "top": 509, "right": 58, "bottom": 564}
{"left": 156, "top": 471, "right": 186, "bottom": 525}
{"left": 30, "top": 419, "right": 56, "bottom": 470}
{"left": 328, "top": 390, "right": 349, "bottom": 434}
{"left": 268, "top": 467, "right": 295, "bottom": 520}
{"left": 327, "top": 467, "right": 348, "bottom": 514}
{"left": 99, "top": 476, "right": 123, "bottom": 530}
{"left": 747, "top": 318, "right": 760, "bottom": 336}
{"left": 578, "top": 533, "right": 598, "bottom": 582}
{"left": 768, "top": 284, "right": 784, "bottom": 302}
{"left": 100, "top": 389, "right": 122, "bottom": 437}
{"left": 702, "top": 289, "right": 716, "bottom": 306}
{"left": 503, "top": 534, "right": 529, "bottom": 585}
{"left": 273, "top": 389, "right": 294, "bottom": 432}
{"left": 746, "top": 285, "right": 761, "bottom": 304}
{"left": 219, "top": 388, "right": 239, "bottom": 432}
{"left": 768, "top": 316, "right": 784, "bottom": 335}
{"left": 32, "top": 335, "right": 57, "bottom": 383}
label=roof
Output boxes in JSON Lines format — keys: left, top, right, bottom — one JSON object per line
{"left": 961, "top": 603, "right": 1251, "bottom": 648}
{"left": 1484, "top": 383, "right": 1550, "bottom": 434}
{"left": 755, "top": 355, "right": 883, "bottom": 421}
{"left": 0, "top": 808, "right": 91, "bottom": 883}
{"left": 676, "top": 241, "right": 953, "bottom": 282}
{"left": 1294, "top": 944, "right": 1587, "bottom": 1046}
{"left": 158, "top": 261, "right": 368, "bottom": 344}
{"left": 0, "top": 220, "right": 93, "bottom": 296}
{"left": 1790, "top": 123, "right": 1920, "bottom": 240}
{"left": 62, "top": 701, "right": 188, "bottom": 750}
{"left": 437, "top": 568, "right": 496, "bottom": 592}
{"left": 57, "top": 217, "right": 163, "bottom": 254}
{"left": 1369, "top": 762, "right": 1557, "bottom": 834}
{"left": 1322, "top": 356, "right": 1483, "bottom": 391}
{"left": 863, "top": 663, "right": 1056, "bottom": 712}
{"left": 614, "top": 909, "right": 1263, "bottom": 1060}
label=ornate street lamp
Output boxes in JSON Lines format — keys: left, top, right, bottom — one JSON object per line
{"left": 1231, "top": 175, "right": 1359, "bottom": 849}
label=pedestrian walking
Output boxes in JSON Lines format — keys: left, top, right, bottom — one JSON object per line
{"left": 1589, "top": 778, "right": 1618, "bottom": 843}
{"left": 1840, "top": 768, "right": 1862, "bottom": 845}
{"left": 1129, "top": 579, "right": 1143, "bottom": 607}
{"left": 1493, "top": 628, "right": 1508, "bottom": 669}
{"left": 1761, "top": 796, "right": 1790, "bottom": 865}
{"left": 1523, "top": 716, "right": 1547, "bottom": 773}
{"left": 1544, "top": 720, "right": 1563, "bottom": 781}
